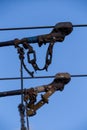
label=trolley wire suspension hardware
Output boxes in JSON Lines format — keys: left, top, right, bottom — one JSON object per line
{"left": 0, "top": 22, "right": 73, "bottom": 47}
{"left": 0, "top": 72, "right": 71, "bottom": 116}
{"left": 18, "top": 45, "right": 27, "bottom": 130}
{"left": 4, "top": 22, "right": 73, "bottom": 76}
{"left": 0, "top": 23, "right": 87, "bottom": 31}
{"left": 0, "top": 22, "right": 73, "bottom": 129}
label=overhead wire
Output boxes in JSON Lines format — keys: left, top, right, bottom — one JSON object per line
{"left": 0, "top": 22, "right": 87, "bottom": 80}
{"left": 19, "top": 47, "right": 30, "bottom": 130}
{"left": 0, "top": 23, "right": 87, "bottom": 130}
{"left": 0, "top": 24, "right": 87, "bottom": 31}
{"left": 0, "top": 74, "right": 87, "bottom": 80}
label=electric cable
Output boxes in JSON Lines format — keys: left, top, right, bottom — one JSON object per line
{"left": 1, "top": 22, "right": 87, "bottom": 130}
{"left": 20, "top": 59, "right": 24, "bottom": 104}
{"left": 0, "top": 24, "right": 87, "bottom": 31}
{"left": 0, "top": 74, "right": 87, "bottom": 81}
{"left": 20, "top": 59, "right": 30, "bottom": 130}
{"left": 18, "top": 47, "right": 30, "bottom": 130}
{"left": 25, "top": 103, "right": 30, "bottom": 130}
{"left": 18, "top": 56, "right": 26, "bottom": 130}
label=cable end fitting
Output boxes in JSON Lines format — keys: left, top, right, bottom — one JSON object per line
{"left": 52, "top": 22, "right": 73, "bottom": 36}
{"left": 54, "top": 72, "right": 71, "bottom": 84}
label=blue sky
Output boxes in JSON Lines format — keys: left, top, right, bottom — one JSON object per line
{"left": 0, "top": 0, "right": 87, "bottom": 130}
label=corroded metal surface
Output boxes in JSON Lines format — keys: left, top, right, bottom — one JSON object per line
{"left": 0, "top": 73, "right": 71, "bottom": 97}
{"left": 0, "top": 22, "right": 73, "bottom": 76}
{"left": 25, "top": 73, "right": 71, "bottom": 116}
{"left": 0, "top": 22, "right": 73, "bottom": 47}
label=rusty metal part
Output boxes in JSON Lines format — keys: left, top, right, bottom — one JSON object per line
{"left": 23, "top": 42, "right": 40, "bottom": 71}
{"left": 27, "top": 22, "right": 73, "bottom": 71}
{"left": 17, "top": 46, "right": 25, "bottom": 60}
{"left": 18, "top": 104, "right": 27, "bottom": 130}
{"left": 44, "top": 42, "right": 55, "bottom": 71}
{"left": 0, "top": 22, "right": 73, "bottom": 74}
{"left": 27, "top": 46, "right": 38, "bottom": 71}
{"left": 22, "top": 42, "right": 39, "bottom": 71}
{"left": 54, "top": 72, "right": 71, "bottom": 84}
{"left": 38, "top": 22, "right": 73, "bottom": 47}
{"left": 23, "top": 34, "right": 61, "bottom": 72}
{"left": 38, "top": 32, "right": 64, "bottom": 47}
{"left": 0, "top": 72, "right": 71, "bottom": 98}
{"left": 15, "top": 45, "right": 34, "bottom": 77}
{"left": 0, "top": 22, "right": 73, "bottom": 47}
{"left": 26, "top": 73, "right": 71, "bottom": 116}
{"left": 24, "top": 88, "right": 37, "bottom": 106}
{"left": 23, "top": 41, "right": 54, "bottom": 72}
{"left": 14, "top": 38, "right": 21, "bottom": 47}
{"left": 51, "top": 22, "right": 73, "bottom": 35}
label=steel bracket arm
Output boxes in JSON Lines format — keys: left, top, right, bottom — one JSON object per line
{"left": 25, "top": 72, "right": 71, "bottom": 117}
{"left": 0, "top": 22, "right": 73, "bottom": 47}
{"left": 0, "top": 72, "right": 71, "bottom": 117}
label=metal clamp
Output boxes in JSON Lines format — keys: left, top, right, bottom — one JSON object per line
{"left": 25, "top": 72, "right": 71, "bottom": 117}
{"left": 51, "top": 22, "right": 73, "bottom": 35}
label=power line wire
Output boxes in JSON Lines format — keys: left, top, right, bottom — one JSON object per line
{"left": 0, "top": 26, "right": 54, "bottom": 31}
{"left": 73, "top": 24, "right": 87, "bottom": 27}
{"left": 0, "top": 24, "right": 87, "bottom": 31}
{"left": 0, "top": 74, "right": 87, "bottom": 81}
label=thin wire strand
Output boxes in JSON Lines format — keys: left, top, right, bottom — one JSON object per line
{"left": 20, "top": 59, "right": 24, "bottom": 104}
{"left": 19, "top": 48, "right": 30, "bottom": 130}
{"left": 0, "top": 74, "right": 87, "bottom": 80}
{"left": 0, "top": 24, "right": 87, "bottom": 31}
{"left": 73, "top": 24, "right": 87, "bottom": 27}
{"left": 0, "top": 26, "right": 54, "bottom": 31}
{"left": 25, "top": 102, "right": 30, "bottom": 130}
